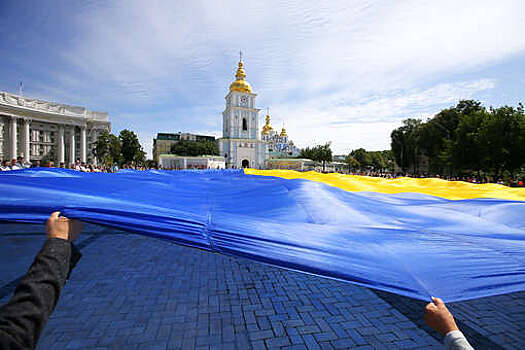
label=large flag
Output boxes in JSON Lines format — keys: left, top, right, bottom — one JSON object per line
{"left": 0, "top": 168, "right": 524, "bottom": 302}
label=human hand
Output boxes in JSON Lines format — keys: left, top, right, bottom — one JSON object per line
{"left": 46, "top": 211, "right": 84, "bottom": 242}
{"left": 424, "top": 296, "right": 459, "bottom": 336}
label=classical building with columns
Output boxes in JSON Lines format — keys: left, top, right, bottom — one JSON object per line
{"left": 0, "top": 91, "right": 110, "bottom": 164}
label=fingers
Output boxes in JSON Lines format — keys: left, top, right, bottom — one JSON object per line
{"left": 431, "top": 296, "right": 445, "bottom": 307}
{"left": 425, "top": 302, "right": 438, "bottom": 312}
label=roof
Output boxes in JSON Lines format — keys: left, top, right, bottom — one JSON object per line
{"left": 155, "top": 133, "right": 216, "bottom": 141}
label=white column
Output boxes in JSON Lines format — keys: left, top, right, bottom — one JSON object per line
{"left": 91, "top": 129, "right": 97, "bottom": 165}
{"left": 9, "top": 117, "right": 17, "bottom": 160}
{"left": 80, "top": 126, "right": 87, "bottom": 163}
{"left": 69, "top": 127, "right": 76, "bottom": 164}
{"left": 57, "top": 126, "right": 65, "bottom": 164}
{"left": 23, "top": 119, "right": 30, "bottom": 162}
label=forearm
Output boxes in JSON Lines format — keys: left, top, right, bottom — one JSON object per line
{"left": 444, "top": 330, "right": 474, "bottom": 350}
{"left": 0, "top": 238, "right": 80, "bottom": 349}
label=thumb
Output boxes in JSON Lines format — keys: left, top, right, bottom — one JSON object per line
{"left": 50, "top": 211, "right": 61, "bottom": 220}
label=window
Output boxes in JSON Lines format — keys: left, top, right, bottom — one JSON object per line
{"left": 31, "top": 130, "right": 39, "bottom": 142}
{"left": 242, "top": 118, "right": 247, "bottom": 131}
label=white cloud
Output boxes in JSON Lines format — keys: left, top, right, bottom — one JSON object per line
{"left": 15, "top": 0, "right": 525, "bottom": 157}
{"left": 270, "top": 78, "right": 496, "bottom": 154}
{"left": 59, "top": 0, "right": 525, "bottom": 101}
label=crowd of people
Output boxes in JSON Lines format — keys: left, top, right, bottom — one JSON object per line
{"left": 348, "top": 170, "right": 525, "bottom": 187}
{"left": 2, "top": 157, "right": 524, "bottom": 187}
{"left": 0, "top": 157, "right": 153, "bottom": 173}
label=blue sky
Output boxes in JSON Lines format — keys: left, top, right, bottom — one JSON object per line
{"left": 1, "top": 0, "right": 524, "bottom": 157}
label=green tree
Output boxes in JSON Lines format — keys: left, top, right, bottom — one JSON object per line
{"left": 299, "top": 147, "right": 314, "bottom": 160}
{"left": 93, "top": 131, "right": 122, "bottom": 166}
{"left": 347, "top": 149, "right": 391, "bottom": 173}
{"left": 350, "top": 148, "right": 371, "bottom": 169}
{"left": 478, "top": 105, "right": 525, "bottom": 176}
{"left": 445, "top": 109, "right": 486, "bottom": 175}
{"left": 390, "top": 118, "right": 421, "bottom": 173}
{"left": 391, "top": 99, "right": 524, "bottom": 178}
{"left": 381, "top": 150, "right": 394, "bottom": 172}
{"left": 300, "top": 143, "right": 333, "bottom": 172}
{"left": 119, "top": 129, "right": 145, "bottom": 165}
{"left": 345, "top": 155, "right": 360, "bottom": 171}
{"left": 170, "top": 140, "right": 219, "bottom": 156}
{"left": 93, "top": 131, "right": 111, "bottom": 164}
{"left": 108, "top": 134, "right": 122, "bottom": 165}
{"left": 416, "top": 121, "right": 447, "bottom": 173}
{"left": 369, "top": 151, "right": 387, "bottom": 173}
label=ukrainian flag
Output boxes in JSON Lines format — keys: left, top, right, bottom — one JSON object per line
{"left": 1, "top": 168, "right": 524, "bottom": 302}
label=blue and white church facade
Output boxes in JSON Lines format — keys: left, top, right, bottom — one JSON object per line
{"left": 218, "top": 58, "right": 267, "bottom": 169}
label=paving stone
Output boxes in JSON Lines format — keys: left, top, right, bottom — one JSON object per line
{"left": 266, "top": 336, "right": 291, "bottom": 348}
{"left": 248, "top": 327, "right": 272, "bottom": 340}
{"left": 0, "top": 226, "right": 521, "bottom": 350}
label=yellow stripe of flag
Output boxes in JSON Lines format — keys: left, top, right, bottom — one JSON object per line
{"left": 244, "top": 169, "right": 525, "bottom": 201}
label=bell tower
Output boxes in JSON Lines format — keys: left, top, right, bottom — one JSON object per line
{"left": 218, "top": 53, "right": 267, "bottom": 169}
{"left": 222, "top": 52, "right": 259, "bottom": 139}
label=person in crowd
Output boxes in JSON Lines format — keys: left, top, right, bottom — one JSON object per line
{"left": 0, "top": 212, "right": 83, "bottom": 349}
{"left": 10, "top": 159, "right": 22, "bottom": 170}
{"left": 21, "top": 157, "right": 31, "bottom": 168}
{"left": 0, "top": 160, "right": 11, "bottom": 171}
{"left": 425, "top": 297, "right": 474, "bottom": 350}
{"left": 15, "top": 157, "right": 24, "bottom": 169}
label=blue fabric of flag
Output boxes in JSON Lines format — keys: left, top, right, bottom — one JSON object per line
{"left": 0, "top": 168, "right": 524, "bottom": 302}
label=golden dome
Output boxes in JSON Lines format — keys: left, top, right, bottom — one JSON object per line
{"left": 262, "top": 114, "right": 273, "bottom": 135}
{"left": 280, "top": 123, "right": 287, "bottom": 137}
{"left": 229, "top": 60, "right": 252, "bottom": 93}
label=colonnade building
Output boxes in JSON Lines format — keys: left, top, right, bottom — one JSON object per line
{"left": 0, "top": 91, "right": 110, "bottom": 164}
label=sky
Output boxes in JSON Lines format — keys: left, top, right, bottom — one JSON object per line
{"left": 1, "top": 0, "right": 524, "bottom": 157}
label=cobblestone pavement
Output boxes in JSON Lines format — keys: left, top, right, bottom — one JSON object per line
{"left": 1, "top": 224, "right": 523, "bottom": 349}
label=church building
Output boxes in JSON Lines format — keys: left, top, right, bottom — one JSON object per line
{"left": 218, "top": 57, "right": 267, "bottom": 169}
{"left": 261, "top": 112, "right": 300, "bottom": 158}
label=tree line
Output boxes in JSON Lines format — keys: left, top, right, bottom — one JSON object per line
{"left": 299, "top": 143, "right": 393, "bottom": 173}
{"left": 299, "top": 143, "right": 333, "bottom": 171}
{"left": 93, "top": 129, "right": 146, "bottom": 166}
{"left": 390, "top": 100, "right": 525, "bottom": 178}
{"left": 345, "top": 149, "right": 393, "bottom": 173}
{"left": 170, "top": 140, "right": 219, "bottom": 157}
